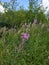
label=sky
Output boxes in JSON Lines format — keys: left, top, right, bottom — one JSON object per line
{"left": 0, "top": 0, "right": 49, "bottom": 13}
{"left": 1, "top": 0, "right": 29, "bottom": 10}
{"left": 0, "top": 5, "right": 4, "bottom": 13}
{"left": 42, "top": 0, "right": 49, "bottom": 12}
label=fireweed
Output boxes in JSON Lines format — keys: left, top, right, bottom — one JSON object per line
{"left": 22, "top": 33, "right": 30, "bottom": 40}
{"left": 33, "top": 18, "right": 37, "bottom": 24}
{"left": 17, "top": 32, "right": 30, "bottom": 52}
{"left": 47, "top": 28, "right": 49, "bottom": 31}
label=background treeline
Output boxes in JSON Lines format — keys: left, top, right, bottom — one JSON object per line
{"left": 0, "top": 0, "right": 49, "bottom": 28}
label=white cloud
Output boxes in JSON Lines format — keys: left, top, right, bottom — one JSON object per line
{"left": 42, "top": 0, "right": 49, "bottom": 13}
{"left": 0, "top": 5, "right": 5, "bottom": 13}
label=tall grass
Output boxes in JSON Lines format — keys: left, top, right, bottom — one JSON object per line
{"left": 0, "top": 24, "right": 49, "bottom": 65}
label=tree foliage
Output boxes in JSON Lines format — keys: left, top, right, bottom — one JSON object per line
{"left": 0, "top": 0, "right": 49, "bottom": 28}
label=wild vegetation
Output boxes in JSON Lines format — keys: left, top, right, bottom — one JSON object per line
{"left": 0, "top": 0, "right": 49, "bottom": 65}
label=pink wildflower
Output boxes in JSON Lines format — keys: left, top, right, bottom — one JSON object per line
{"left": 22, "top": 33, "right": 30, "bottom": 40}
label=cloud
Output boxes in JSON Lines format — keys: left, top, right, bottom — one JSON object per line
{"left": 0, "top": 5, "right": 5, "bottom": 13}
{"left": 42, "top": 0, "right": 49, "bottom": 12}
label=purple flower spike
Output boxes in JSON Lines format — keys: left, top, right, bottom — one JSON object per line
{"left": 47, "top": 28, "right": 49, "bottom": 31}
{"left": 22, "top": 33, "right": 30, "bottom": 40}
{"left": 33, "top": 18, "right": 37, "bottom": 24}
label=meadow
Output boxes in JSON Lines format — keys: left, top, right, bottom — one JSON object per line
{"left": 0, "top": 23, "right": 49, "bottom": 65}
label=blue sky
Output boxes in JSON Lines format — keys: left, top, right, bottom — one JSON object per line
{"left": 1, "top": 0, "right": 29, "bottom": 9}
{"left": 0, "top": 0, "right": 49, "bottom": 13}
{"left": 1, "top": 0, "right": 42, "bottom": 9}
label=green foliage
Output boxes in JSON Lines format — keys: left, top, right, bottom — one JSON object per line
{"left": 0, "top": 1, "right": 48, "bottom": 28}
{"left": 29, "top": 0, "right": 39, "bottom": 12}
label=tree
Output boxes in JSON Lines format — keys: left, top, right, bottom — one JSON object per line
{"left": 29, "top": 0, "right": 39, "bottom": 12}
{"left": 9, "top": 0, "right": 18, "bottom": 11}
{"left": 2, "top": 0, "right": 18, "bottom": 11}
{"left": 3, "top": 2, "right": 9, "bottom": 12}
